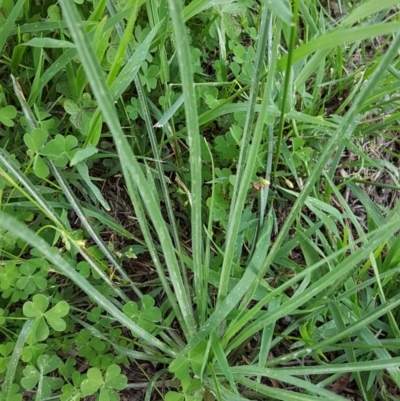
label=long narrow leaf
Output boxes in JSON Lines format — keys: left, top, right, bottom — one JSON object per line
{"left": 59, "top": 0, "right": 196, "bottom": 338}
{"left": 106, "top": 1, "right": 193, "bottom": 335}
{"left": 166, "top": 0, "right": 203, "bottom": 325}
{"left": 1, "top": 319, "right": 34, "bottom": 400}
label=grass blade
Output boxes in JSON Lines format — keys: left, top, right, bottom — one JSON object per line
{"left": 278, "top": 22, "right": 400, "bottom": 70}
{"left": 218, "top": 5, "right": 276, "bottom": 303}
{"left": 59, "top": 0, "right": 196, "bottom": 338}
{"left": 0, "top": 0, "right": 26, "bottom": 53}
{"left": 166, "top": 0, "right": 203, "bottom": 325}
{"left": 1, "top": 319, "right": 34, "bottom": 400}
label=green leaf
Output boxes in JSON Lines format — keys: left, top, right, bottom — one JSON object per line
{"left": 41, "top": 139, "right": 63, "bottom": 158}
{"left": 123, "top": 301, "right": 139, "bottom": 318}
{"left": 222, "top": 14, "right": 241, "bottom": 39}
{"left": 81, "top": 367, "right": 104, "bottom": 396}
{"left": 165, "top": 392, "right": 184, "bottom": 401}
{"left": 70, "top": 144, "right": 98, "bottom": 166}
{"left": 46, "top": 301, "right": 69, "bottom": 318}
{"left": 21, "top": 365, "right": 40, "bottom": 389}
{"left": 104, "top": 364, "right": 127, "bottom": 390}
{"left": 34, "top": 316, "right": 50, "bottom": 342}
{"left": 342, "top": 0, "right": 400, "bottom": 27}
{"left": 45, "top": 301, "right": 69, "bottom": 331}
{"left": 75, "top": 162, "right": 110, "bottom": 211}
{"left": 0, "top": 0, "right": 26, "bottom": 54}
{"left": 169, "top": 357, "right": 190, "bottom": 380}
{"left": 23, "top": 294, "right": 48, "bottom": 317}
{"left": 23, "top": 128, "right": 48, "bottom": 153}
{"left": 104, "top": 364, "right": 120, "bottom": 383}
{"left": 278, "top": 21, "right": 400, "bottom": 71}
{"left": 0, "top": 261, "right": 20, "bottom": 290}
{"left": 189, "top": 340, "right": 208, "bottom": 377}
{"left": 65, "top": 135, "right": 78, "bottom": 150}
{"left": 23, "top": 38, "right": 74, "bottom": 48}
{"left": 64, "top": 99, "right": 80, "bottom": 114}
{"left": 182, "top": 377, "right": 202, "bottom": 394}
{"left": 0, "top": 105, "right": 17, "bottom": 127}
{"left": 262, "top": 0, "right": 292, "bottom": 25}
{"left": 33, "top": 155, "right": 50, "bottom": 179}
{"left": 37, "top": 354, "right": 60, "bottom": 374}
{"left": 47, "top": 5, "right": 61, "bottom": 21}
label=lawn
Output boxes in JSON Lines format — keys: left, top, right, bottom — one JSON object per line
{"left": 0, "top": 0, "right": 400, "bottom": 400}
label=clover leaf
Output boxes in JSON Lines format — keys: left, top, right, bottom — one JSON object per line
{"left": 214, "top": 131, "right": 239, "bottom": 162}
{"left": 41, "top": 134, "right": 78, "bottom": 167}
{"left": 0, "top": 261, "right": 20, "bottom": 291}
{"left": 0, "top": 383, "right": 22, "bottom": 401}
{"left": 122, "top": 295, "right": 161, "bottom": 334}
{"left": 126, "top": 97, "right": 144, "bottom": 121}
{"left": 23, "top": 128, "right": 48, "bottom": 154}
{"left": 80, "top": 364, "right": 127, "bottom": 401}
{"left": 75, "top": 328, "right": 114, "bottom": 368}
{"left": 169, "top": 340, "right": 208, "bottom": 381}
{"left": 165, "top": 377, "right": 203, "bottom": 401}
{"left": 23, "top": 128, "right": 50, "bottom": 177}
{"left": 0, "top": 105, "right": 17, "bottom": 127}
{"left": 0, "top": 342, "right": 14, "bottom": 373}
{"left": 169, "top": 357, "right": 190, "bottom": 381}
{"left": 60, "top": 370, "right": 84, "bottom": 401}
{"left": 23, "top": 294, "right": 69, "bottom": 342}
{"left": 16, "top": 260, "right": 47, "bottom": 295}
{"left": 21, "top": 343, "right": 47, "bottom": 363}
{"left": 21, "top": 354, "right": 63, "bottom": 399}
{"left": 140, "top": 62, "right": 159, "bottom": 91}
{"left": 63, "top": 93, "right": 97, "bottom": 136}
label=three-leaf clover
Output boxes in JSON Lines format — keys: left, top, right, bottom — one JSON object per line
{"left": 214, "top": 131, "right": 240, "bottom": 162}
{"left": 60, "top": 370, "right": 84, "bottom": 401}
{"left": 16, "top": 259, "right": 48, "bottom": 295}
{"left": 165, "top": 377, "right": 203, "bottom": 401}
{"left": 23, "top": 294, "right": 69, "bottom": 343}
{"left": 291, "top": 137, "right": 313, "bottom": 167}
{"left": 126, "top": 97, "right": 144, "bottom": 121}
{"left": 140, "top": 62, "right": 159, "bottom": 91}
{"left": 21, "top": 354, "right": 63, "bottom": 399}
{"left": 122, "top": 295, "right": 161, "bottom": 334}
{"left": 41, "top": 134, "right": 78, "bottom": 167}
{"left": 63, "top": 93, "right": 97, "bottom": 136}
{"left": 21, "top": 343, "right": 47, "bottom": 363}
{"left": 60, "top": 370, "right": 85, "bottom": 401}
{"left": 23, "top": 128, "right": 50, "bottom": 178}
{"left": 169, "top": 340, "right": 208, "bottom": 380}
{"left": 80, "top": 364, "right": 127, "bottom": 401}
{"left": 75, "top": 329, "right": 113, "bottom": 368}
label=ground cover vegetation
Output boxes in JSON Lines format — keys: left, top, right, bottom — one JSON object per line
{"left": 0, "top": 0, "right": 400, "bottom": 400}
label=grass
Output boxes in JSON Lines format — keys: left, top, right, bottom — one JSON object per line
{"left": 0, "top": 0, "right": 400, "bottom": 400}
